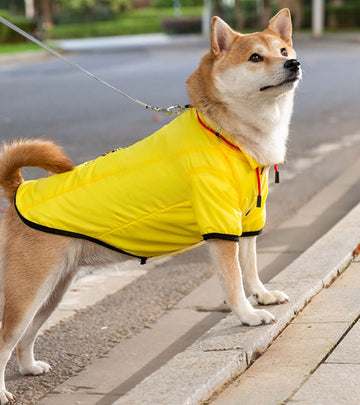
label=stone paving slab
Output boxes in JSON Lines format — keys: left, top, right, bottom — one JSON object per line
{"left": 112, "top": 203, "right": 360, "bottom": 405}
{"left": 211, "top": 323, "right": 350, "bottom": 405}
{"left": 211, "top": 260, "right": 360, "bottom": 405}
{"left": 326, "top": 320, "right": 360, "bottom": 364}
{"left": 292, "top": 262, "right": 360, "bottom": 324}
{"left": 288, "top": 363, "right": 360, "bottom": 405}
{"left": 288, "top": 310, "right": 360, "bottom": 404}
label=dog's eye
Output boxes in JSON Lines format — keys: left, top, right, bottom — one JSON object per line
{"left": 281, "top": 48, "right": 288, "bottom": 57}
{"left": 249, "top": 53, "right": 263, "bottom": 63}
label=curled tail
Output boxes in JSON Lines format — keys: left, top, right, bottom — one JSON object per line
{"left": 0, "top": 138, "right": 74, "bottom": 202}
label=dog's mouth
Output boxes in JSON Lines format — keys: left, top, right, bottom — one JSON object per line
{"left": 260, "top": 77, "right": 300, "bottom": 92}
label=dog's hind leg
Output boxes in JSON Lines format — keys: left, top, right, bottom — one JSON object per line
{"left": 16, "top": 267, "right": 77, "bottom": 376}
{"left": 0, "top": 265, "right": 62, "bottom": 404}
{"left": 239, "top": 236, "right": 290, "bottom": 305}
{"left": 0, "top": 216, "right": 73, "bottom": 404}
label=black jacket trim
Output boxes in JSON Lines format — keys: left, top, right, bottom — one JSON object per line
{"left": 203, "top": 233, "right": 240, "bottom": 242}
{"left": 241, "top": 229, "right": 263, "bottom": 237}
{"left": 203, "top": 229, "right": 263, "bottom": 241}
{"left": 14, "top": 199, "right": 148, "bottom": 265}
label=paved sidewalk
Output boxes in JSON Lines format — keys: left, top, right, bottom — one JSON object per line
{"left": 0, "top": 33, "right": 207, "bottom": 68}
{"left": 50, "top": 33, "right": 208, "bottom": 52}
{"left": 211, "top": 258, "right": 360, "bottom": 405}
{"left": 34, "top": 155, "right": 360, "bottom": 405}
{"left": 111, "top": 201, "right": 359, "bottom": 405}
{"left": 0, "top": 50, "right": 50, "bottom": 67}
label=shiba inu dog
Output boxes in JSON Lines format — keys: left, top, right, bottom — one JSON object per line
{"left": 0, "top": 9, "right": 301, "bottom": 403}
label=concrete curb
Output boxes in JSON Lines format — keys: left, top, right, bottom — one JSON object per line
{"left": 294, "top": 32, "right": 360, "bottom": 44}
{"left": 0, "top": 34, "right": 208, "bottom": 69}
{"left": 50, "top": 33, "right": 208, "bottom": 52}
{"left": 0, "top": 50, "right": 50, "bottom": 67}
{"left": 112, "top": 202, "right": 360, "bottom": 405}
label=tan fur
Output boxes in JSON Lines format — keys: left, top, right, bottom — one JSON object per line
{"left": 0, "top": 139, "right": 73, "bottom": 202}
{"left": 0, "top": 9, "right": 299, "bottom": 403}
{"left": 187, "top": 9, "right": 299, "bottom": 166}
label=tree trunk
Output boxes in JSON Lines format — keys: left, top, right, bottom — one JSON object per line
{"left": 214, "top": 0, "right": 223, "bottom": 19}
{"left": 40, "top": 0, "right": 53, "bottom": 38}
{"left": 276, "top": 0, "right": 303, "bottom": 30}
{"left": 234, "top": 0, "right": 243, "bottom": 30}
{"left": 261, "top": 0, "right": 271, "bottom": 29}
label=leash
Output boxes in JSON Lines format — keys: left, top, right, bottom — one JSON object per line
{"left": 0, "top": 15, "right": 191, "bottom": 116}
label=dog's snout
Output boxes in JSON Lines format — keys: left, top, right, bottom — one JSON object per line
{"left": 284, "top": 59, "right": 300, "bottom": 72}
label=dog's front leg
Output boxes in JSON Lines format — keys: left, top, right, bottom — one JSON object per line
{"left": 239, "top": 236, "right": 290, "bottom": 305}
{"left": 209, "top": 239, "right": 276, "bottom": 326}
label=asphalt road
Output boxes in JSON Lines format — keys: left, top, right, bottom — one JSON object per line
{"left": 0, "top": 37, "right": 360, "bottom": 404}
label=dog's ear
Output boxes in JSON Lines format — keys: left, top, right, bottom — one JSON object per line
{"left": 211, "top": 17, "right": 236, "bottom": 59}
{"left": 268, "top": 8, "right": 293, "bottom": 47}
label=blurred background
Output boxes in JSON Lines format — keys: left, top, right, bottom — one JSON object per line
{"left": 0, "top": 0, "right": 358, "bottom": 44}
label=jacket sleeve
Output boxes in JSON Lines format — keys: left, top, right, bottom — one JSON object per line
{"left": 240, "top": 203, "right": 266, "bottom": 237}
{"left": 189, "top": 168, "right": 242, "bottom": 242}
{"left": 240, "top": 172, "right": 268, "bottom": 236}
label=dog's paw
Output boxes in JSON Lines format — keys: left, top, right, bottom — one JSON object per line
{"left": 254, "top": 290, "right": 290, "bottom": 306}
{"left": 0, "top": 388, "right": 15, "bottom": 404}
{"left": 19, "top": 360, "right": 51, "bottom": 376}
{"left": 239, "top": 308, "right": 276, "bottom": 326}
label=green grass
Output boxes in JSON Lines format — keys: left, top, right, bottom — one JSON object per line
{"left": 0, "top": 42, "right": 43, "bottom": 54}
{"left": 51, "top": 7, "right": 203, "bottom": 39}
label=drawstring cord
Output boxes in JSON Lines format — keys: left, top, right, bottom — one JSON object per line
{"left": 196, "top": 112, "right": 280, "bottom": 208}
{"left": 274, "top": 164, "right": 280, "bottom": 183}
{"left": 255, "top": 167, "right": 262, "bottom": 208}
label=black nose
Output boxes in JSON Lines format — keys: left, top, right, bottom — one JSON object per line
{"left": 284, "top": 59, "right": 300, "bottom": 72}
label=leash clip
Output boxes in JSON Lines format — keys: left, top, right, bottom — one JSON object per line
{"left": 146, "top": 104, "right": 191, "bottom": 116}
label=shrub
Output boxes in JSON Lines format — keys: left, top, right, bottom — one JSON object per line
{"left": 299, "top": 1, "right": 360, "bottom": 29}
{"left": 54, "top": 6, "right": 116, "bottom": 25}
{"left": 327, "top": 1, "right": 360, "bottom": 29}
{"left": 154, "top": 0, "right": 202, "bottom": 8}
{"left": 161, "top": 16, "right": 201, "bottom": 34}
{"left": 0, "top": 10, "right": 38, "bottom": 43}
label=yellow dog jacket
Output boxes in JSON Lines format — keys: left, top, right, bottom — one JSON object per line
{"left": 15, "top": 108, "right": 268, "bottom": 264}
